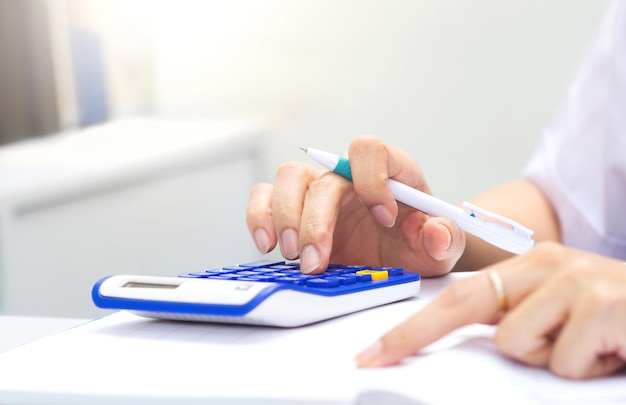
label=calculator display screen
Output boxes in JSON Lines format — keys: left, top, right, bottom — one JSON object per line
{"left": 123, "top": 282, "right": 179, "bottom": 290}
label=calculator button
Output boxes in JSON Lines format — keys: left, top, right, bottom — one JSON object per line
{"left": 356, "top": 270, "right": 389, "bottom": 281}
{"left": 305, "top": 278, "right": 340, "bottom": 288}
{"left": 268, "top": 264, "right": 299, "bottom": 271}
{"left": 375, "top": 267, "right": 404, "bottom": 276}
{"left": 335, "top": 275, "right": 357, "bottom": 285}
{"left": 186, "top": 272, "right": 212, "bottom": 278}
{"left": 206, "top": 275, "right": 239, "bottom": 280}
{"left": 222, "top": 266, "right": 245, "bottom": 271}
{"left": 205, "top": 268, "right": 238, "bottom": 274}
{"left": 344, "top": 265, "right": 372, "bottom": 271}
{"left": 274, "top": 276, "right": 304, "bottom": 284}
{"left": 246, "top": 275, "right": 276, "bottom": 282}
{"left": 264, "top": 272, "right": 287, "bottom": 278}
{"left": 234, "top": 271, "right": 260, "bottom": 276}
{"left": 276, "top": 270, "right": 302, "bottom": 276}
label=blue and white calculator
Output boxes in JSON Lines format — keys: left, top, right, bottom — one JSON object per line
{"left": 92, "top": 260, "right": 421, "bottom": 327}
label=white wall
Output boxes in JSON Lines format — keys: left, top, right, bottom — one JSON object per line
{"left": 149, "top": 0, "right": 609, "bottom": 203}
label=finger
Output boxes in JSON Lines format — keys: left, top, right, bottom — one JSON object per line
{"left": 495, "top": 249, "right": 626, "bottom": 376}
{"left": 349, "top": 136, "right": 429, "bottom": 227}
{"left": 494, "top": 275, "right": 573, "bottom": 368}
{"left": 355, "top": 271, "right": 501, "bottom": 367}
{"left": 272, "top": 162, "right": 320, "bottom": 260}
{"left": 298, "top": 171, "right": 352, "bottom": 274}
{"left": 421, "top": 216, "right": 465, "bottom": 264}
{"left": 355, "top": 248, "right": 554, "bottom": 367}
{"left": 549, "top": 286, "right": 626, "bottom": 379}
{"left": 246, "top": 183, "right": 278, "bottom": 254}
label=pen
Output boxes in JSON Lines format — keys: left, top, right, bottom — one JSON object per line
{"left": 300, "top": 147, "right": 535, "bottom": 255}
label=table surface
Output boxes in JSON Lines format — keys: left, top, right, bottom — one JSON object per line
{"left": 0, "top": 315, "right": 89, "bottom": 353}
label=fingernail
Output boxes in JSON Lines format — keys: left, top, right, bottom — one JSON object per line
{"left": 300, "top": 245, "right": 320, "bottom": 274}
{"left": 280, "top": 229, "right": 300, "bottom": 260}
{"left": 371, "top": 205, "right": 395, "bottom": 227}
{"left": 355, "top": 340, "right": 383, "bottom": 367}
{"left": 253, "top": 228, "right": 271, "bottom": 254}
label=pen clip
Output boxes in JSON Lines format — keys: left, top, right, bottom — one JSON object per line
{"left": 462, "top": 202, "right": 534, "bottom": 238}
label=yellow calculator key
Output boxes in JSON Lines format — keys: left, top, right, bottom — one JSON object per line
{"left": 356, "top": 270, "right": 389, "bottom": 280}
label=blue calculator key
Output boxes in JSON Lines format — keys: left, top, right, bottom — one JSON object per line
{"left": 235, "top": 277, "right": 266, "bottom": 282}
{"left": 343, "top": 265, "right": 372, "bottom": 271}
{"left": 277, "top": 269, "right": 302, "bottom": 275}
{"left": 250, "top": 275, "right": 277, "bottom": 282}
{"left": 274, "top": 276, "right": 304, "bottom": 284}
{"left": 268, "top": 264, "right": 299, "bottom": 271}
{"left": 305, "top": 278, "right": 340, "bottom": 288}
{"left": 336, "top": 275, "right": 357, "bottom": 285}
{"left": 222, "top": 266, "right": 246, "bottom": 271}
{"left": 235, "top": 271, "right": 261, "bottom": 276}
{"left": 187, "top": 272, "right": 212, "bottom": 278}
{"left": 206, "top": 275, "right": 238, "bottom": 280}
{"left": 246, "top": 267, "right": 273, "bottom": 273}
{"left": 264, "top": 272, "right": 287, "bottom": 277}
{"left": 376, "top": 267, "right": 403, "bottom": 276}
{"left": 204, "top": 268, "right": 237, "bottom": 274}
{"left": 355, "top": 273, "right": 372, "bottom": 282}
{"left": 325, "top": 268, "right": 349, "bottom": 275}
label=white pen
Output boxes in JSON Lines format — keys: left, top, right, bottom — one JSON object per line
{"left": 301, "top": 147, "right": 535, "bottom": 255}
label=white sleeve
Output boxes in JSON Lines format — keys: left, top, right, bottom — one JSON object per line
{"left": 522, "top": 0, "right": 626, "bottom": 259}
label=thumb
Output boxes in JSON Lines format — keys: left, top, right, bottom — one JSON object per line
{"left": 422, "top": 216, "right": 465, "bottom": 264}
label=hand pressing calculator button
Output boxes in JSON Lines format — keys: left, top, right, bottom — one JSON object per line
{"left": 92, "top": 260, "right": 420, "bottom": 327}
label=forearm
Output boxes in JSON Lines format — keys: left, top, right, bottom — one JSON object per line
{"left": 453, "top": 179, "right": 560, "bottom": 271}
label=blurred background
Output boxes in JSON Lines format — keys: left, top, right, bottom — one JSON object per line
{"left": 0, "top": 0, "right": 610, "bottom": 317}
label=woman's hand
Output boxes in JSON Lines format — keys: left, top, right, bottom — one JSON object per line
{"left": 246, "top": 135, "right": 466, "bottom": 276}
{"left": 355, "top": 242, "right": 626, "bottom": 380}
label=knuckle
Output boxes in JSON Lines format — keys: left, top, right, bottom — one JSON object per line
{"left": 493, "top": 320, "right": 522, "bottom": 358}
{"left": 299, "top": 219, "right": 333, "bottom": 245}
{"left": 352, "top": 134, "right": 383, "bottom": 147}
{"left": 248, "top": 182, "right": 271, "bottom": 199}
{"left": 276, "top": 160, "right": 308, "bottom": 179}
{"left": 350, "top": 135, "right": 386, "bottom": 157}
{"left": 272, "top": 200, "right": 298, "bottom": 219}
{"left": 247, "top": 183, "right": 272, "bottom": 216}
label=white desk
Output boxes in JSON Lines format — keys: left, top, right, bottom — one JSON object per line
{"left": 0, "top": 273, "right": 624, "bottom": 405}
{"left": 0, "top": 315, "right": 88, "bottom": 353}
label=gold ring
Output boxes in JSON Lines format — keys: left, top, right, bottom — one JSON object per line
{"left": 487, "top": 270, "right": 507, "bottom": 312}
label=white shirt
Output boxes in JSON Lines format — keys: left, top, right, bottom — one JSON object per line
{"left": 522, "top": 0, "right": 626, "bottom": 259}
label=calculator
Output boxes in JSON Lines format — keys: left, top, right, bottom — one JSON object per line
{"left": 92, "top": 260, "right": 421, "bottom": 327}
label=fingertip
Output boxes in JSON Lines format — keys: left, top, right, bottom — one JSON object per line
{"left": 355, "top": 340, "right": 384, "bottom": 368}
{"left": 279, "top": 228, "right": 300, "bottom": 260}
{"left": 253, "top": 228, "right": 272, "bottom": 254}
{"left": 355, "top": 320, "right": 421, "bottom": 368}
{"left": 300, "top": 244, "right": 323, "bottom": 274}
{"left": 423, "top": 218, "right": 465, "bottom": 262}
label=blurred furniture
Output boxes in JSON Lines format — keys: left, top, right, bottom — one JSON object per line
{"left": 0, "top": 118, "right": 267, "bottom": 318}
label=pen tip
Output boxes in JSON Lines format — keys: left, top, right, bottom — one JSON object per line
{"left": 299, "top": 146, "right": 308, "bottom": 153}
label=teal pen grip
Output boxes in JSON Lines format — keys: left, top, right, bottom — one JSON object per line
{"left": 333, "top": 156, "right": 353, "bottom": 181}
